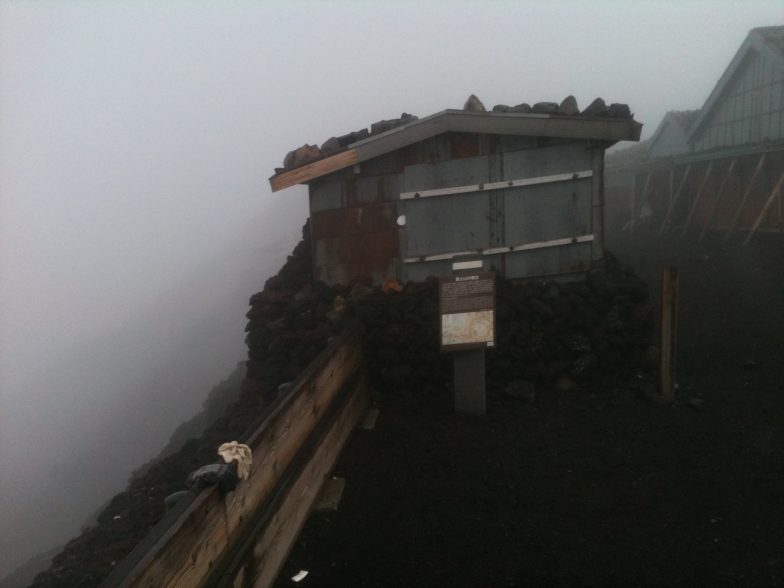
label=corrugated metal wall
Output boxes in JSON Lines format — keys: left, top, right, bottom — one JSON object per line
{"left": 309, "top": 133, "right": 605, "bottom": 285}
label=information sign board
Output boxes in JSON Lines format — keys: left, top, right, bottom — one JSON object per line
{"left": 438, "top": 272, "right": 496, "bottom": 352}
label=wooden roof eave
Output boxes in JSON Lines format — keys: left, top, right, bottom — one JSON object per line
{"left": 269, "top": 110, "right": 642, "bottom": 192}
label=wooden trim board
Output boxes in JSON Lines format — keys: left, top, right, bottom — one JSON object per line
{"left": 270, "top": 149, "right": 358, "bottom": 192}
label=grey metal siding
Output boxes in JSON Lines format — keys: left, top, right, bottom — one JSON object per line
{"left": 692, "top": 49, "right": 784, "bottom": 152}
{"left": 399, "top": 140, "right": 597, "bottom": 281}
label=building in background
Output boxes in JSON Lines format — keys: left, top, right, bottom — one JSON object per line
{"left": 607, "top": 25, "right": 784, "bottom": 243}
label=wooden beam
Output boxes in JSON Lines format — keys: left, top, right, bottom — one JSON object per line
{"left": 658, "top": 164, "right": 692, "bottom": 235}
{"left": 724, "top": 153, "right": 766, "bottom": 242}
{"left": 700, "top": 158, "right": 737, "bottom": 241}
{"left": 222, "top": 375, "right": 369, "bottom": 588}
{"left": 631, "top": 172, "right": 651, "bottom": 233}
{"left": 115, "top": 329, "right": 363, "bottom": 588}
{"left": 743, "top": 169, "right": 784, "bottom": 246}
{"left": 681, "top": 161, "right": 715, "bottom": 236}
{"left": 269, "top": 149, "right": 358, "bottom": 192}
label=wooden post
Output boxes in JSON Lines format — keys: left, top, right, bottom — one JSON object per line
{"left": 660, "top": 268, "right": 679, "bottom": 402}
{"left": 724, "top": 153, "right": 766, "bottom": 241}
{"left": 659, "top": 164, "right": 692, "bottom": 235}
{"left": 453, "top": 349, "right": 486, "bottom": 415}
{"left": 743, "top": 169, "right": 784, "bottom": 246}
{"left": 681, "top": 162, "right": 714, "bottom": 236}
{"left": 632, "top": 172, "right": 651, "bottom": 232}
{"left": 700, "top": 158, "right": 737, "bottom": 241}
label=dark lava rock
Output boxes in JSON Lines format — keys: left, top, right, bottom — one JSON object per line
{"left": 509, "top": 103, "right": 532, "bottom": 113}
{"left": 608, "top": 103, "right": 632, "bottom": 118}
{"left": 504, "top": 380, "right": 536, "bottom": 402}
{"left": 582, "top": 97, "right": 608, "bottom": 117}
{"left": 463, "top": 94, "right": 486, "bottom": 112}
{"left": 337, "top": 128, "right": 370, "bottom": 147}
{"left": 320, "top": 136, "right": 342, "bottom": 156}
{"left": 370, "top": 113, "right": 418, "bottom": 136}
{"left": 558, "top": 95, "right": 579, "bottom": 115}
{"left": 532, "top": 101, "right": 559, "bottom": 114}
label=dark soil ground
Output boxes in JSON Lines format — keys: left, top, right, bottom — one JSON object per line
{"left": 275, "top": 230, "right": 784, "bottom": 587}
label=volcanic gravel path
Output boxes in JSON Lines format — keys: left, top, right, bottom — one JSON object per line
{"left": 274, "top": 231, "right": 784, "bottom": 587}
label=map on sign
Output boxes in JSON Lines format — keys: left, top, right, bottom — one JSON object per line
{"left": 439, "top": 272, "right": 496, "bottom": 352}
{"left": 441, "top": 310, "right": 494, "bottom": 346}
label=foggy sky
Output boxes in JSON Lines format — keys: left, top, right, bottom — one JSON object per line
{"left": 1, "top": 0, "right": 782, "bottom": 577}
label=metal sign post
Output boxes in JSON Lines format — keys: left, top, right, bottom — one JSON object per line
{"left": 439, "top": 259, "right": 496, "bottom": 415}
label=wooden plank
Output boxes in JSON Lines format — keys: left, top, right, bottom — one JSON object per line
{"left": 660, "top": 268, "right": 679, "bottom": 402}
{"left": 399, "top": 170, "right": 593, "bottom": 200}
{"left": 223, "top": 338, "right": 362, "bottom": 534}
{"left": 631, "top": 172, "right": 651, "bottom": 233}
{"left": 118, "top": 329, "right": 362, "bottom": 588}
{"left": 680, "top": 161, "right": 714, "bottom": 236}
{"left": 743, "top": 169, "right": 784, "bottom": 246}
{"left": 658, "top": 164, "right": 691, "bottom": 235}
{"left": 724, "top": 153, "right": 766, "bottom": 241}
{"left": 231, "top": 375, "right": 369, "bottom": 588}
{"left": 269, "top": 149, "right": 358, "bottom": 192}
{"left": 699, "top": 158, "right": 737, "bottom": 241}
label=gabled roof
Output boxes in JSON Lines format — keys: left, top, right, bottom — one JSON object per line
{"left": 688, "top": 25, "right": 784, "bottom": 142}
{"left": 646, "top": 109, "right": 698, "bottom": 153}
{"left": 269, "top": 109, "right": 642, "bottom": 192}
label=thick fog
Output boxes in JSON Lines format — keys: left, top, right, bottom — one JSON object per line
{"left": 1, "top": 0, "right": 781, "bottom": 579}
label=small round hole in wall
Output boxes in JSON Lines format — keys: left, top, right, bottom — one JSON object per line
{"left": 396, "top": 214, "right": 406, "bottom": 226}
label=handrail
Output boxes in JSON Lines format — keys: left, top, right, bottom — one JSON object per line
{"left": 101, "top": 325, "right": 366, "bottom": 588}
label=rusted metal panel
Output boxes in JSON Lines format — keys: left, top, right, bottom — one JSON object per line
{"left": 449, "top": 132, "right": 481, "bottom": 159}
{"left": 350, "top": 174, "right": 402, "bottom": 206}
{"left": 377, "top": 173, "right": 403, "bottom": 202}
{"left": 310, "top": 179, "right": 344, "bottom": 212}
{"left": 313, "top": 230, "right": 399, "bottom": 268}
{"left": 310, "top": 202, "right": 397, "bottom": 241}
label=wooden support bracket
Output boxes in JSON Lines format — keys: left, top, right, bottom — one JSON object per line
{"left": 658, "top": 164, "right": 692, "bottom": 235}
{"left": 743, "top": 169, "right": 784, "bottom": 246}
{"left": 681, "top": 162, "right": 714, "bottom": 236}
{"left": 724, "top": 153, "right": 766, "bottom": 242}
{"left": 699, "top": 158, "right": 737, "bottom": 241}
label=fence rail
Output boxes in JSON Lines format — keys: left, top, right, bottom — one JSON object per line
{"left": 102, "top": 325, "right": 366, "bottom": 588}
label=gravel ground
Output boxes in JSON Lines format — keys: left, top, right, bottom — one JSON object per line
{"left": 274, "top": 230, "right": 784, "bottom": 587}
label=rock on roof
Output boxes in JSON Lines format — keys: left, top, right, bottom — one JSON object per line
{"left": 275, "top": 94, "right": 635, "bottom": 175}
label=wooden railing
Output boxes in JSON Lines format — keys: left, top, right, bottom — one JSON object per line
{"left": 102, "top": 326, "right": 367, "bottom": 588}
